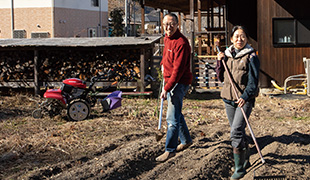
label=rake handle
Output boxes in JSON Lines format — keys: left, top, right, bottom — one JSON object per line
{"left": 221, "top": 59, "right": 265, "bottom": 164}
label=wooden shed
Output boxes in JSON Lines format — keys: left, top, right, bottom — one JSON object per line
{"left": 0, "top": 36, "right": 161, "bottom": 94}
{"left": 140, "top": 0, "right": 310, "bottom": 88}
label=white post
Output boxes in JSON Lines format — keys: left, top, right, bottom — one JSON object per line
{"left": 125, "top": 0, "right": 128, "bottom": 37}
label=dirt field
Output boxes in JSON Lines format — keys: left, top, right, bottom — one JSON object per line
{"left": 0, "top": 90, "right": 309, "bottom": 180}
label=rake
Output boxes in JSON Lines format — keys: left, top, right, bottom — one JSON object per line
{"left": 219, "top": 48, "right": 265, "bottom": 164}
{"left": 216, "top": 45, "right": 286, "bottom": 180}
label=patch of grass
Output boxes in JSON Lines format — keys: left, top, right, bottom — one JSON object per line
{"left": 142, "top": 99, "right": 151, "bottom": 106}
{"left": 274, "top": 117, "right": 285, "bottom": 122}
{"left": 292, "top": 116, "right": 310, "bottom": 121}
{"left": 1, "top": 119, "right": 28, "bottom": 130}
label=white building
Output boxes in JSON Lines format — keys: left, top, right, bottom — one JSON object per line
{"left": 0, "top": 0, "right": 108, "bottom": 38}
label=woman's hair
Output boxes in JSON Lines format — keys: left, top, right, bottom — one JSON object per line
{"left": 231, "top": 26, "right": 249, "bottom": 39}
{"left": 164, "top": 13, "right": 178, "bottom": 24}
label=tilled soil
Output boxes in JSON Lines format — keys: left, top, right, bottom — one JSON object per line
{"left": 0, "top": 91, "right": 309, "bottom": 180}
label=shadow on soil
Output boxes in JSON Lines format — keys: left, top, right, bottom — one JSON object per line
{"left": 186, "top": 90, "right": 221, "bottom": 100}
{"left": 249, "top": 131, "right": 310, "bottom": 167}
{"left": 268, "top": 93, "right": 310, "bottom": 100}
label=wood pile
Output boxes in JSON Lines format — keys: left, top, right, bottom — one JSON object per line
{"left": 0, "top": 51, "right": 34, "bottom": 81}
{"left": 0, "top": 49, "right": 141, "bottom": 83}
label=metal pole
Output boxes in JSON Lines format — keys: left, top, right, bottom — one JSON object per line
{"left": 99, "top": 0, "right": 102, "bottom": 37}
{"left": 51, "top": 0, "right": 55, "bottom": 37}
{"left": 125, "top": 0, "right": 128, "bottom": 37}
{"left": 11, "top": 0, "right": 14, "bottom": 38}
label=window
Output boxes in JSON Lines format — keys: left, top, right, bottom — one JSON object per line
{"left": 31, "top": 32, "right": 50, "bottom": 38}
{"left": 13, "top": 30, "right": 26, "bottom": 38}
{"left": 88, "top": 28, "right": 97, "bottom": 37}
{"left": 273, "top": 18, "right": 296, "bottom": 46}
{"left": 91, "top": 0, "right": 99, "bottom": 7}
{"left": 273, "top": 18, "right": 310, "bottom": 47}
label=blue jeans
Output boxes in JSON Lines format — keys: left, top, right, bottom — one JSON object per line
{"left": 165, "top": 83, "right": 192, "bottom": 152}
{"left": 224, "top": 101, "right": 253, "bottom": 148}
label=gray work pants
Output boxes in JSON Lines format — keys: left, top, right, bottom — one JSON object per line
{"left": 224, "top": 101, "right": 253, "bottom": 148}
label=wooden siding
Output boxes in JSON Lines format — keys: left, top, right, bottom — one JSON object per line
{"left": 258, "top": 0, "right": 310, "bottom": 87}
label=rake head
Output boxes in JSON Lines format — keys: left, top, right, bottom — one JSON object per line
{"left": 254, "top": 175, "right": 286, "bottom": 180}
{"left": 253, "top": 161, "right": 287, "bottom": 180}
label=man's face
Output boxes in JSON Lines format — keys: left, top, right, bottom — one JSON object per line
{"left": 163, "top": 15, "right": 178, "bottom": 37}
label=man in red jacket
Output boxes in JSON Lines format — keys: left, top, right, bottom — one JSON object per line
{"left": 156, "top": 13, "right": 193, "bottom": 162}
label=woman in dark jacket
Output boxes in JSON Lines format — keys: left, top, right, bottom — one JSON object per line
{"left": 216, "top": 26, "right": 260, "bottom": 180}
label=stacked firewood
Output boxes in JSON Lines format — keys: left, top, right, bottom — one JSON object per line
{"left": 0, "top": 51, "right": 34, "bottom": 81}
{"left": 0, "top": 49, "right": 141, "bottom": 82}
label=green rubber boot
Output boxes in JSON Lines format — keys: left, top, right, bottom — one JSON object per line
{"left": 243, "top": 145, "right": 251, "bottom": 169}
{"left": 231, "top": 148, "right": 246, "bottom": 180}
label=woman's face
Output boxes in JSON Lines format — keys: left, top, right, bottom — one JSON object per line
{"left": 231, "top": 29, "right": 247, "bottom": 50}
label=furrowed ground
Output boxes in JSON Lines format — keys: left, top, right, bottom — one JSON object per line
{"left": 0, "top": 90, "right": 309, "bottom": 180}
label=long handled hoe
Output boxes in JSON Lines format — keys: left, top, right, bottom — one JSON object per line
{"left": 155, "top": 78, "right": 165, "bottom": 142}
{"left": 155, "top": 97, "right": 165, "bottom": 141}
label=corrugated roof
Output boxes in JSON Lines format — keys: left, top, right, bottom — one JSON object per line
{"left": 0, "top": 36, "right": 161, "bottom": 48}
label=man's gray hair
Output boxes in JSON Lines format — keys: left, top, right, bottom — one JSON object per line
{"left": 164, "top": 13, "right": 178, "bottom": 24}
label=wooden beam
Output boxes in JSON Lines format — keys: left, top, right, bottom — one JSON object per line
{"left": 218, "top": 4, "right": 222, "bottom": 28}
{"left": 198, "top": 0, "right": 202, "bottom": 55}
{"left": 190, "top": 0, "right": 194, "bottom": 55}
{"left": 144, "top": 1, "right": 183, "bottom": 12}
{"left": 211, "top": 0, "right": 214, "bottom": 28}
{"left": 160, "top": 10, "right": 164, "bottom": 54}
{"left": 178, "top": 13, "right": 182, "bottom": 27}
{"left": 34, "top": 49, "right": 39, "bottom": 95}
{"left": 207, "top": 0, "right": 210, "bottom": 29}
{"left": 141, "top": 4, "right": 145, "bottom": 35}
{"left": 140, "top": 47, "right": 145, "bottom": 92}
{"left": 194, "top": 12, "right": 221, "bottom": 16}
{"left": 190, "top": 0, "right": 195, "bottom": 89}
{"left": 224, "top": 4, "right": 228, "bottom": 47}
{"left": 160, "top": 9, "right": 163, "bottom": 34}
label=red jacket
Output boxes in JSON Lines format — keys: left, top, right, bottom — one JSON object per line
{"left": 161, "top": 29, "right": 192, "bottom": 92}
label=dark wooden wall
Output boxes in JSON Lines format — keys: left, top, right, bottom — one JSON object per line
{"left": 258, "top": 0, "right": 310, "bottom": 87}
{"left": 226, "top": 0, "right": 258, "bottom": 50}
